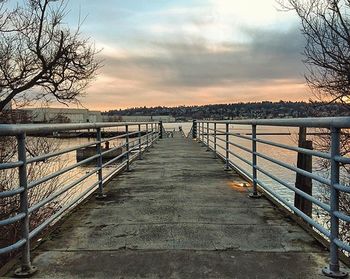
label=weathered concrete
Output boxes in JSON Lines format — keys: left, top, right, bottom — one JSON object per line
{"left": 6, "top": 132, "right": 345, "bottom": 278}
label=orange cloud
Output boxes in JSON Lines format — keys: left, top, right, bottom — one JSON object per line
{"left": 81, "top": 79, "right": 308, "bottom": 111}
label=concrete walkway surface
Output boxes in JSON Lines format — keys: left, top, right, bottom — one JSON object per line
{"left": 6, "top": 132, "right": 341, "bottom": 278}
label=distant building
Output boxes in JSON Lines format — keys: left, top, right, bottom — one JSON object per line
{"left": 21, "top": 107, "right": 102, "bottom": 123}
{"left": 87, "top": 110, "right": 102, "bottom": 123}
{"left": 102, "top": 115, "right": 122, "bottom": 122}
{"left": 102, "top": 115, "right": 175, "bottom": 123}
{"left": 150, "top": 115, "right": 176, "bottom": 122}
{"left": 0, "top": 109, "right": 30, "bottom": 124}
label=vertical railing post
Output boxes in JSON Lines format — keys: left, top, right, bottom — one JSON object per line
{"left": 224, "top": 123, "right": 230, "bottom": 170}
{"left": 193, "top": 120, "right": 197, "bottom": 139}
{"left": 151, "top": 123, "right": 155, "bottom": 147}
{"left": 159, "top": 121, "right": 163, "bottom": 139}
{"left": 249, "top": 124, "right": 261, "bottom": 198}
{"left": 146, "top": 124, "right": 149, "bottom": 151}
{"left": 198, "top": 122, "right": 201, "bottom": 142}
{"left": 126, "top": 124, "right": 130, "bottom": 171}
{"left": 197, "top": 122, "right": 200, "bottom": 142}
{"left": 14, "top": 133, "right": 38, "bottom": 277}
{"left": 201, "top": 122, "right": 205, "bottom": 146}
{"left": 138, "top": 124, "right": 143, "bottom": 160}
{"left": 158, "top": 121, "right": 161, "bottom": 139}
{"left": 202, "top": 122, "right": 205, "bottom": 144}
{"left": 153, "top": 123, "right": 157, "bottom": 143}
{"left": 206, "top": 122, "right": 210, "bottom": 151}
{"left": 155, "top": 123, "right": 157, "bottom": 142}
{"left": 95, "top": 128, "right": 106, "bottom": 199}
{"left": 322, "top": 127, "right": 348, "bottom": 278}
{"left": 214, "top": 122, "right": 217, "bottom": 158}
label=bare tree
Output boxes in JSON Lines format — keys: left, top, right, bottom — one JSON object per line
{"left": 279, "top": 0, "right": 350, "bottom": 255}
{"left": 0, "top": 0, "right": 100, "bottom": 111}
{"left": 279, "top": 0, "right": 350, "bottom": 106}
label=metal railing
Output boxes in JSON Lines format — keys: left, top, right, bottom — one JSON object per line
{"left": 0, "top": 121, "right": 163, "bottom": 276}
{"left": 193, "top": 117, "right": 350, "bottom": 278}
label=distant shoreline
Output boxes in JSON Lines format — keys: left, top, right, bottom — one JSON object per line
{"left": 104, "top": 101, "right": 349, "bottom": 120}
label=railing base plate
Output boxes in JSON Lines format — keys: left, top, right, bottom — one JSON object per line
{"left": 322, "top": 267, "right": 348, "bottom": 278}
{"left": 95, "top": 194, "right": 107, "bottom": 200}
{"left": 14, "top": 266, "right": 38, "bottom": 278}
{"left": 249, "top": 193, "right": 262, "bottom": 199}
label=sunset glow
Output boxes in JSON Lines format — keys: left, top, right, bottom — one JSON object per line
{"left": 62, "top": 0, "right": 306, "bottom": 110}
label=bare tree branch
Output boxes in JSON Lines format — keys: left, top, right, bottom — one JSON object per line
{"left": 279, "top": 0, "right": 350, "bottom": 247}
{"left": 0, "top": 0, "right": 101, "bottom": 111}
{"left": 279, "top": 0, "right": 350, "bottom": 106}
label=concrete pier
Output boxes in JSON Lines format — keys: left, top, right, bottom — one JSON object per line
{"left": 6, "top": 132, "right": 340, "bottom": 278}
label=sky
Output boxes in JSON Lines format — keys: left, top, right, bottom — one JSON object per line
{"left": 62, "top": 0, "right": 308, "bottom": 110}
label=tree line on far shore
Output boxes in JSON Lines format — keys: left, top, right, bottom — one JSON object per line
{"left": 103, "top": 101, "right": 350, "bottom": 120}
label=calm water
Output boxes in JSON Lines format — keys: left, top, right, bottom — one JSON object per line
{"left": 50, "top": 134, "right": 128, "bottom": 203}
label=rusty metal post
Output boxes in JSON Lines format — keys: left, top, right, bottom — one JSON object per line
{"left": 192, "top": 120, "right": 197, "bottom": 139}
{"left": 249, "top": 124, "right": 261, "bottom": 198}
{"left": 159, "top": 121, "right": 163, "bottom": 139}
{"left": 294, "top": 127, "right": 312, "bottom": 217}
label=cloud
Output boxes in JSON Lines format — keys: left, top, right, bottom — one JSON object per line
{"left": 81, "top": 25, "right": 308, "bottom": 109}
{"left": 97, "top": 26, "right": 305, "bottom": 88}
{"left": 59, "top": 0, "right": 309, "bottom": 109}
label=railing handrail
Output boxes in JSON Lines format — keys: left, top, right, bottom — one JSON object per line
{"left": 0, "top": 121, "right": 158, "bottom": 136}
{"left": 196, "top": 116, "right": 350, "bottom": 128}
{"left": 194, "top": 118, "right": 350, "bottom": 277}
{"left": 0, "top": 121, "right": 162, "bottom": 276}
